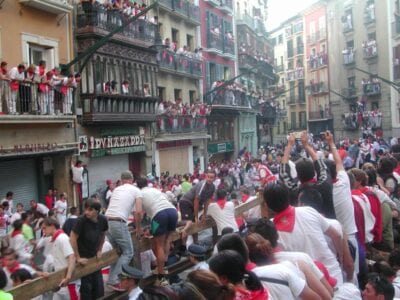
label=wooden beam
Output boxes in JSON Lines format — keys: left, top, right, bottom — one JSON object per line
{"left": 9, "top": 195, "right": 263, "bottom": 299}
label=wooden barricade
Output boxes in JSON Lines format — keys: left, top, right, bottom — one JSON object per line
{"left": 9, "top": 195, "right": 263, "bottom": 300}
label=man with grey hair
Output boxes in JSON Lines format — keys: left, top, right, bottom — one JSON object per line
{"left": 105, "top": 170, "right": 143, "bottom": 292}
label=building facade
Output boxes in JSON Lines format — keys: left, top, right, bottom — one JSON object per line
{"left": 303, "top": 2, "right": 332, "bottom": 135}
{"left": 0, "top": 0, "right": 77, "bottom": 208}
{"left": 327, "top": 0, "right": 391, "bottom": 138}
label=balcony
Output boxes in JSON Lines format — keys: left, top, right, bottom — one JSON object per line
{"left": 0, "top": 79, "right": 76, "bottom": 124}
{"left": 76, "top": 9, "right": 156, "bottom": 46}
{"left": 19, "top": 0, "right": 73, "bottom": 14}
{"left": 393, "top": 14, "right": 400, "bottom": 38}
{"left": 364, "top": 4, "right": 375, "bottom": 25}
{"left": 309, "top": 109, "right": 333, "bottom": 120}
{"left": 363, "top": 41, "right": 377, "bottom": 60}
{"left": 207, "top": 87, "right": 254, "bottom": 108}
{"left": 205, "top": 31, "right": 223, "bottom": 53}
{"left": 158, "top": 50, "right": 202, "bottom": 78}
{"left": 223, "top": 37, "right": 235, "bottom": 57}
{"left": 205, "top": 0, "right": 222, "bottom": 8}
{"left": 289, "top": 122, "right": 307, "bottom": 131}
{"left": 394, "top": 62, "right": 400, "bottom": 81}
{"left": 310, "top": 82, "right": 328, "bottom": 95}
{"left": 236, "top": 13, "right": 263, "bottom": 34}
{"left": 81, "top": 93, "right": 158, "bottom": 124}
{"left": 309, "top": 53, "right": 328, "bottom": 70}
{"left": 158, "top": 0, "right": 200, "bottom": 24}
{"left": 275, "top": 65, "right": 284, "bottom": 73}
{"left": 286, "top": 67, "right": 304, "bottom": 81}
{"left": 342, "top": 18, "right": 353, "bottom": 33}
{"left": 156, "top": 115, "right": 208, "bottom": 134}
{"left": 362, "top": 81, "right": 381, "bottom": 96}
{"left": 343, "top": 48, "right": 356, "bottom": 65}
{"left": 341, "top": 87, "right": 358, "bottom": 100}
{"left": 220, "top": 0, "right": 233, "bottom": 14}
{"left": 342, "top": 111, "right": 382, "bottom": 130}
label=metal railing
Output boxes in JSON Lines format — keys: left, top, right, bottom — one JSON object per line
{"left": 286, "top": 68, "right": 304, "bottom": 81}
{"left": 363, "top": 41, "right": 377, "bottom": 59}
{"left": 309, "top": 110, "right": 332, "bottom": 120}
{"left": 341, "top": 87, "right": 358, "bottom": 99}
{"left": 362, "top": 82, "right": 381, "bottom": 96}
{"left": 343, "top": 49, "right": 356, "bottom": 65}
{"left": 159, "top": 50, "right": 202, "bottom": 77}
{"left": 309, "top": 53, "right": 328, "bottom": 69}
{"left": 76, "top": 8, "right": 156, "bottom": 43}
{"left": 156, "top": 115, "right": 208, "bottom": 133}
{"left": 310, "top": 82, "right": 328, "bottom": 95}
{"left": 0, "top": 79, "right": 74, "bottom": 115}
{"left": 207, "top": 32, "right": 223, "bottom": 52}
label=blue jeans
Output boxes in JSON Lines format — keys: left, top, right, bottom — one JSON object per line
{"left": 107, "top": 220, "right": 134, "bottom": 285}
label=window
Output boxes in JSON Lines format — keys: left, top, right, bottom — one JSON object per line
{"left": 277, "top": 122, "right": 280, "bottom": 134}
{"left": 158, "top": 87, "right": 165, "bottom": 100}
{"left": 368, "top": 32, "right": 376, "bottom": 40}
{"left": 278, "top": 34, "right": 283, "bottom": 44}
{"left": 224, "top": 66, "right": 231, "bottom": 80}
{"left": 21, "top": 34, "right": 58, "bottom": 69}
{"left": 348, "top": 76, "right": 355, "bottom": 88}
{"left": 186, "top": 34, "right": 194, "bottom": 50}
{"left": 371, "top": 102, "right": 379, "bottom": 110}
{"left": 174, "top": 89, "right": 182, "bottom": 100}
{"left": 298, "top": 80, "right": 305, "bottom": 101}
{"left": 346, "top": 40, "right": 354, "bottom": 48}
{"left": 171, "top": 28, "right": 179, "bottom": 46}
{"left": 189, "top": 90, "right": 196, "bottom": 104}
{"left": 287, "top": 40, "right": 294, "bottom": 57}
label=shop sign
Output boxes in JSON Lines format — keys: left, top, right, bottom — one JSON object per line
{"left": 80, "top": 134, "right": 146, "bottom": 157}
{"left": 0, "top": 143, "right": 72, "bottom": 156}
{"left": 207, "top": 142, "right": 234, "bottom": 154}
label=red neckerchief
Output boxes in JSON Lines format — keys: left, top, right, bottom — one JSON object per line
{"left": 273, "top": 205, "right": 296, "bottom": 232}
{"left": 332, "top": 178, "right": 339, "bottom": 183}
{"left": 245, "top": 262, "right": 257, "bottom": 271}
{"left": 216, "top": 199, "right": 226, "bottom": 209}
{"left": 235, "top": 286, "right": 269, "bottom": 300}
{"left": 51, "top": 229, "right": 64, "bottom": 242}
{"left": 1, "top": 68, "right": 7, "bottom": 75}
{"left": 242, "top": 194, "right": 250, "bottom": 203}
{"left": 11, "top": 229, "right": 21, "bottom": 238}
{"left": 6, "top": 262, "right": 20, "bottom": 274}
{"left": 301, "top": 178, "right": 317, "bottom": 185}
{"left": 395, "top": 165, "right": 400, "bottom": 174}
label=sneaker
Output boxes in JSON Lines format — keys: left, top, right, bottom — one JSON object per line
{"left": 156, "top": 277, "right": 169, "bottom": 287}
{"left": 107, "top": 283, "right": 126, "bottom": 292}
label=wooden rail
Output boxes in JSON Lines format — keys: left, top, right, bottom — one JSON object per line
{"left": 9, "top": 195, "right": 263, "bottom": 299}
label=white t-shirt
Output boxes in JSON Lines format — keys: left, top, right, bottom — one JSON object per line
{"left": 333, "top": 170, "right": 358, "bottom": 235}
{"left": 276, "top": 206, "right": 343, "bottom": 285}
{"left": 253, "top": 262, "right": 306, "bottom": 300}
{"left": 36, "top": 203, "right": 49, "bottom": 216}
{"left": 274, "top": 250, "right": 324, "bottom": 280}
{"left": 207, "top": 201, "right": 238, "bottom": 235}
{"left": 50, "top": 233, "right": 74, "bottom": 271}
{"left": 106, "top": 184, "right": 143, "bottom": 222}
{"left": 71, "top": 165, "right": 83, "bottom": 183}
{"left": 1, "top": 198, "right": 13, "bottom": 214}
{"left": 141, "top": 187, "right": 175, "bottom": 220}
{"left": 10, "top": 212, "right": 21, "bottom": 225}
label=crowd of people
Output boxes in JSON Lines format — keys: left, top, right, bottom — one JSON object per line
{"left": 3, "top": 131, "right": 400, "bottom": 299}
{"left": 155, "top": 99, "right": 211, "bottom": 131}
{"left": 0, "top": 61, "right": 79, "bottom": 115}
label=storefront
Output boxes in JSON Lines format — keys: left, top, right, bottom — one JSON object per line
{"left": 239, "top": 112, "right": 257, "bottom": 156}
{"left": 155, "top": 139, "right": 193, "bottom": 176}
{"left": 0, "top": 121, "right": 78, "bottom": 209}
{"left": 78, "top": 126, "right": 148, "bottom": 197}
{"left": 207, "top": 141, "right": 234, "bottom": 162}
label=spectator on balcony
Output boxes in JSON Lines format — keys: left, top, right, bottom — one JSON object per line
{"left": 81, "top": 0, "right": 97, "bottom": 26}
{"left": 0, "top": 61, "right": 10, "bottom": 115}
{"left": 121, "top": 80, "right": 129, "bottom": 95}
{"left": 143, "top": 83, "right": 151, "bottom": 97}
{"left": 8, "top": 64, "right": 26, "bottom": 115}
{"left": 176, "top": 45, "right": 188, "bottom": 55}
{"left": 110, "top": 80, "right": 118, "bottom": 94}
{"left": 163, "top": 37, "right": 171, "bottom": 49}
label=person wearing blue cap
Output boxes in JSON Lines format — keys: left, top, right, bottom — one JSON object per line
{"left": 119, "top": 264, "right": 144, "bottom": 300}
{"left": 188, "top": 244, "right": 209, "bottom": 270}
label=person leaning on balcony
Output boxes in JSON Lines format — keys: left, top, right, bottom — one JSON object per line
{"left": 0, "top": 61, "right": 10, "bottom": 115}
{"left": 8, "top": 63, "right": 26, "bottom": 115}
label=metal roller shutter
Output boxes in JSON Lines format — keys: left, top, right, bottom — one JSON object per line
{"left": 0, "top": 159, "right": 38, "bottom": 209}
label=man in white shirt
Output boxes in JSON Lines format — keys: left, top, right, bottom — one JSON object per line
{"left": 71, "top": 159, "right": 84, "bottom": 207}
{"left": 105, "top": 170, "right": 143, "bottom": 292}
{"left": 264, "top": 182, "right": 344, "bottom": 285}
{"left": 206, "top": 189, "right": 238, "bottom": 235}
{"left": 1, "top": 191, "right": 14, "bottom": 214}
{"left": 30, "top": 200, "right": 49, "bottom": 217}
{"left": 41, "top": 217, "right": 75, "bottom": 300}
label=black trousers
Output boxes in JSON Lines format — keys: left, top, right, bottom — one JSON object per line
{"left": 80, "top": 269, "right": 104, "bottom": 300}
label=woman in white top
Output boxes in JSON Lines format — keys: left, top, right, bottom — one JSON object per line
{"left": 54, "top": 193, "right": 68, "bottom": 227}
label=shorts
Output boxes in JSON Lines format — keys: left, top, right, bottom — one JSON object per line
{"left": 179, "top": 201, "right": 194, "bottom": 222}
{"left": 151, "top": 208, "right": 178, "bottom": 236}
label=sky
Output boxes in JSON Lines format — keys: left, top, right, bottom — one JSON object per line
{"left": 266, "top": 0, "right": 319, "bottom": 31}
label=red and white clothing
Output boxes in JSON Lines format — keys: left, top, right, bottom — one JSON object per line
{"left": 207, "top": 199, "right": 238, "bottom": 235}
{"left": 54, "top": 200, "right": 67, "bottom": 227}
{"left": 9, "top": 230, "right": 32, "bottom": 264}
{"left": 274, "top": 206, "right": 343, "bottom": 285}
{"left": 351, "top": 190, "right": 375, "bottom": 243}
{"left": 255, "top": 164, "right": 276, "bottom": 187}
{"left": 3, "top": 263, "right": 36, "bottom": 290}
